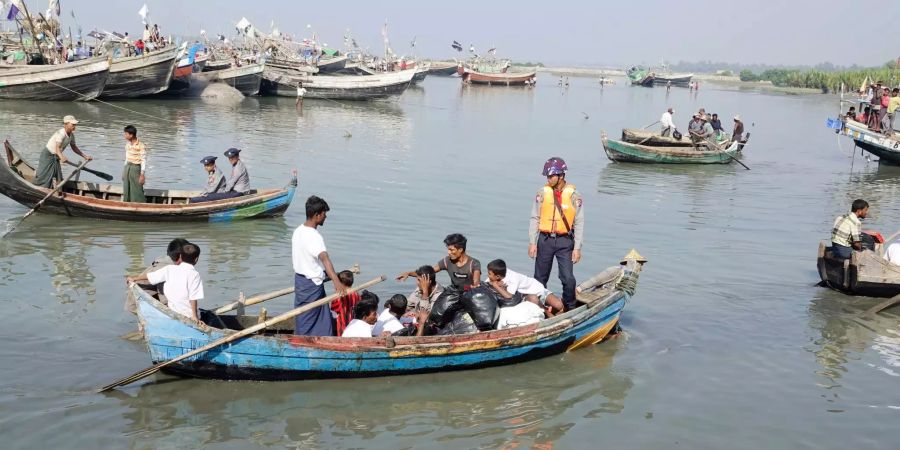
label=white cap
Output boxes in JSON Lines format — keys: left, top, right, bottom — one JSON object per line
{"left": 63, "top": 115, "right": 79, "bottom": 124}
{"left": 734, "top": 115, "right": 741, "bottom": 121}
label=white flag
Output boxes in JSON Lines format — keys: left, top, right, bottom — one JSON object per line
{"left": 235, "top": 17, "right": 251, "bottom": 31}
{"left": 138, "top": 4, "right": 149, "bottom": 19}
{"left": 48, "top": 0, "right": 59, "bottom": 16}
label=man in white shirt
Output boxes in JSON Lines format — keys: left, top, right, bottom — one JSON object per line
{"left": 296, "top": 82, "right": 306, "bottom": 110}
{"left": 885, "top": 242, "right": 900, "bottom": 265}
{"left": 660, "top": 107, "right": 675, "bottom": 137}
{"left": 35, "top": 115, "right": 93, "bottom": 188}
{"left": 292, "top": 195, "right": 347, "bottom": 336}
{"left": 127, "top": 242, "right": 204, "bottom": 323}
{"left": 373, "top": 294, "right": 407, "bottom": 336}
{"left": 342, "top": 298, "right": 379, "bottom": 337}
{"left": 485, "top": 259, "right": 564, "bottom": 314}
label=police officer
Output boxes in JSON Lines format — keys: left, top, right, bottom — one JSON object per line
{"left": 528, "top": 157, "right": 584, "bottom": 311}
{"left": 188, "top": 156, "right": 227, "bottom": 203}
{"left": 222, "top": 147, "right": 250, "bottom": 196}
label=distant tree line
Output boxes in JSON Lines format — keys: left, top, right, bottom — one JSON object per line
{"left": 670, "top": 60, "right": 872, "bottom": 74}
{"left": 738, "top": 63, "right": 899, "bottom": 93}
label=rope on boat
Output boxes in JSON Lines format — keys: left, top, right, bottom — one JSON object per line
{"left": 42, "top": 79, "right": 183, "bottom": 125}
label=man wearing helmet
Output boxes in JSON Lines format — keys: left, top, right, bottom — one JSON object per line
{"left": 528, "top": 157, "right": 583, "bottom": 311}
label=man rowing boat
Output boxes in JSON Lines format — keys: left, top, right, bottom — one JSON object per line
{"left": 34, "top": 115, "right": 93, "bottom": 188}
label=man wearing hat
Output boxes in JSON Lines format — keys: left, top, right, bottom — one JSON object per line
{"left": 732, "top": 115, "right": 745, "bottom": 143}
{"left": 222, "top": 147, "right": 250, "bottom": 196}
{"left": 188, "top": 156, "right": 226, "bottom": 203}
{"left": 528, "top": 157, "right": 584, "bottom": 311}
{"left": 34, "top": 115, "right": 92, "bottom": 188}
{"left": 687, "top": 113, "right": 704, "bottom": 149}
{"left": 660, "top": 107, "right": 675, "bottom": 137}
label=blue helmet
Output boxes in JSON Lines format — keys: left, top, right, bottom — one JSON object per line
{"left": 542, "top": 157, "right": 568, "bottom": 176}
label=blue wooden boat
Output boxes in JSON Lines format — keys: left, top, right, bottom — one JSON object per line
{"left": 130, "top": 252, "right": 646, "bottom": 381}
{"left": 1, "top": 141, "right": 296, "bottom": 222}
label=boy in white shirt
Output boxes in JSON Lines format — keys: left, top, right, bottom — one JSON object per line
{"left": 342, "top": 298, "right": 379, "bottom": 337}
{"left": 485, "top": 259, "right": 564, "bottom": 314}
{"left": 373, "top": 294, "right": 407, "bottom": 336}
{"left": 127, "top": 242, "right": 204, "bottom": 323}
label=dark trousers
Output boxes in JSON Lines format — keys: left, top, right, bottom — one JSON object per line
{"left": 831, "top": 243, "right": 853, "bottom": 260}
{"left": 293, "top": 273, "right": 333, "bottom": 336}
{"left": 534, "top": 234, "right": 576, "bottom": 310}
{"left": 189, "top": 191, "right": 245, "bottom": 203}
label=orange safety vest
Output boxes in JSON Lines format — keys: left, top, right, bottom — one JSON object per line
{"left": 539, "top": 183, "right": 576, "bottom": 234}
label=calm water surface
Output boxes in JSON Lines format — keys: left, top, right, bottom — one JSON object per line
{"left": 1, "top": 77, "right": 899, "bottom": 449}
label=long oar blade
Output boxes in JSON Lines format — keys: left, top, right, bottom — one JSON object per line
{"left": 3, "top": 160, "right": 89, "bottom": 238}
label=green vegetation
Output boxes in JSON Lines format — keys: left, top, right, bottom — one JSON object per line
{"left": 738, "top": 60, "right": 899, "bottom": 93}
{"left": 511, "top": 61, "right": 544, "bottom": 67}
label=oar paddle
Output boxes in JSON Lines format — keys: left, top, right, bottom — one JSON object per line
{"left": 3, "top": 160, "right": 89, "bottom": 238}
{"left": 690, "top": 131, "right": 751, "bottom": 170}
{"left": 98, "top": 275, "right": 386, "bottom": 392}
{"left": 64, "top": 160, "right": 113, "bottom": 181}
{"left": 859, "top": 293, "right": 900, "bottom": 317}
{"left": 211, "top": 264, "right": 361, "bottom": 314}
{"left": 641, "top": 120, "right": 660, "bottom": 129}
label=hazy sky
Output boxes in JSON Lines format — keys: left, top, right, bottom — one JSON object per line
{"left": 7, "top": 0, "right": 899, "bottom": 67}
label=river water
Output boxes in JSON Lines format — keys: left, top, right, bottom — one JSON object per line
{"left": 1, "top": 77, "right": 899, "bottom": 449}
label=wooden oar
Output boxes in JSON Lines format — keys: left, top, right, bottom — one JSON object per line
{"left": 98, "top": 275, "right": 386, "bottom": 392}
{"left": 64, "top": 160, "right": 113, "bottom": 181}
{"left": 211, "top": 264, "right": 360, "bottom": 314}
{"left": 860, "top": 293, "right": 900, "bottom": 317}
{"left": 690, "top": 131, "right": 751, "bottom": 170}
{"left": 3, "top": 160, "right": 88, "bottom": 238}
{"left": 641, "top": 120, "right": 659, "bottom": 129}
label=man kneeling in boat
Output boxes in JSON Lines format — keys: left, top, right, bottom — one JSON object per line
{"left": 126, "top": 242, "right": 204, "bottom": 324}
{"left": 191, "top": 148, "right": 250, "bottom": 202}
{"left": 485, "top": 259, "right": 564, "bottom": 329}
{"left": 831, "top": 199, "right": 869, "bottom": 260}
{"left": 189, "top": 156, "right": 227, "bottom": 203}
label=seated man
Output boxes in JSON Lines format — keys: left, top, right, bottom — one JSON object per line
{"left": 373, "top": 294, "right": 407, "bottom": 336}
{"left": 845, "top": 107, "right": 856, "bottom": 120}
{"left": 341, "top": 297, "right": 379, "bottom": 337}
{"left": 126, "top": 242, "right": 204, "bottom": 323}
{"left": 192, "top": 148, "right": 250, "bottom": 202}
{"left": 396, "top": 233, "right": 481, "bottom": 291}
{"left": 885, "top": 240, "right": 900, "bottom": 265}
{"left": 831, "top": 199, "right": 869, "bottom": 259}
{"left": 404, "top": 265, "right": 445, "bottom": 314}
{"left": 329, "top": 270, "right": 359, "bottom": 336}
{"left": 189, "top": 156, "right": 227, "bottom": 203}
{"left": 485, "top": 259, "right": 565, "bottom": 314}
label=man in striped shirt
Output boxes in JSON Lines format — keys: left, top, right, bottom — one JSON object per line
{"left": 122, "top": 125, "right": 146, "bottom": 203}
{"left": 831, "top": 199, "right": 869, "bottom": 259}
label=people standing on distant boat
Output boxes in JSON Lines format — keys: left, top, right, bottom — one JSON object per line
{"left": 732, "top": 115, "right": 745, "bottom": 142}
{"left": 887, "top": 88, "right": 900, "bottom": 136}
{"left": 396, "top": 234, "right": 482, "bottom": 291}
{"left": 142, "top": 24, "right": 151, "bottom": 43}
{"left": 529, "top": 157, "right": 583, "bottom": 311}
{"left": 188, "top": 156, "right": 226, "bottom": 203}
{"left": 831, "top": 199, "right": 869, "bottom": 260}
{"left": 660, "top": 107, "right": 675, "bottom": 137}
{"left": 295, "top": 81, "right": 306, "bottom": 111}
{"left": 869, "top": 81, "right": 883, "bottom": 132}
{"left": 126, "top": 242, "right": 204, "bottom": 323}
{"left": 292, "top": 195, "right": 348, "bottom": 336}
{"left": 34, "top": 115, "right": 92, "bottom": 188}
{"left": 121, "top": 125, "right": 147, "bottom": 203}
{"left": 879, "top": 88, "right": 891, "bottom": 134}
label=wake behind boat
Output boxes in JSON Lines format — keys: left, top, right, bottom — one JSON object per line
{"left": 1, "top": 141, "right": 296, "bottom": 222}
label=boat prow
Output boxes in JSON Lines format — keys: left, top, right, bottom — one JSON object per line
{"left": 817, "top": 242, "right": 900, "bottom": 297}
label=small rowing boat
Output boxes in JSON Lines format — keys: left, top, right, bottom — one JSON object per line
{"left": 602, "top": 131, "right": 746, "bottom": 164}
{"left": 817, "top": 242, "right": 900, "bottom": 298}
{"left": 261, "top": 67, "right": 415, "bottom": 100}
{"left": 1, "top": 141, "right": 296, "bottom": 222}
{"left": 126, "top": 251, "right": 645, "bottom": 381}
{"left": 459, "top": 66, "right": 535, "bottom": 86}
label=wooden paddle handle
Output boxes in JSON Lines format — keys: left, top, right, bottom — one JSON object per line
{"left": 212, "top": 264, "right": 361, "bottom": 314}
{"left": 98, "top": 275, "right": 385, "bottom": 392}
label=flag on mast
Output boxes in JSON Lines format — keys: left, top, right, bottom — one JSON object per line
{"left": 48, "top": 0, "right": 59, "bottom": 17}
{"left": 138, "top": 4, "right": 149, "bottom": 24}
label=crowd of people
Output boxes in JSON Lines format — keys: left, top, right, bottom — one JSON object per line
{"left": 659, "top": 107, "right": 745, "bottom": 149}
{"left": 125, "top": 157, "right": 586, "bottom": 339}
{"left": 34, "top": 115, "right": 253, "bottom": 203}
{"left": 850, "top": 82, "right": 900, "bottom": 136}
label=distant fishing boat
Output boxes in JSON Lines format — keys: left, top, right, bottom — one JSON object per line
{"left": 99, "top": 46, "right": 180, "bottom": 99}
{"left": 817, "top": 242, "right": 900, "bottom": 298}
{"left": 411, "top": 66, "right": 428, "bottom": 84}
{"left": 316, "top": 54, "right": 349, "bottom": 73}
{"left": 261, "top": 67, "right": 415, "bottom": 100}
{"left": 458, "top": 67, "right": 536, "bottom": 86}
{"left": 602, "top": 131, "right": 746, "bottom": 164}
{"left": 1, "top": 141, "right": 296, "bottom": 221}
{"left": 426, "top": 62, "right": 459, "bottom": 76}
{"left": 0, "top": 57, "right": 110, "bottom": 101}
{"left": 652, "top": 73, "right": 693, "bottom": 87}
{"left": 126, "top": 252, "right": 644, "bottom": 381}
{"left": 626, "top": 67, "right": 654, "bottom": 87}
{"left": 203, "top": 59, "right": 232, "bottom": 72}
{"left": 194, "top": 63, "right": 264, "bottom": 96}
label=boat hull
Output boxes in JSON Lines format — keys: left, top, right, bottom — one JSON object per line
{"left": 461, "top": 68, "right": 535, "bottom": 86}
{"left": 316, "top": 55, "right": 348, "bottom": 74}
{"left": 652, "top": 73, "right": 693, "bottom": 87}
{"left": 838, "top": 119, "right": 900, "bottom": 164}
{"left": 426, "top": 64, "right": 459, "bottom": 76}
{"left": 1, "top": 141, "right": 296, "bottom": 221}
{"left": 622, "top": 128, "right": 696, "bottom": 147}
{"left": 134, "top": 281, "right": 631, "bottom": 380}
{"left": 817, "top": 242, "right": 900, "bottom": 298}
{"left": 262, "top": 68, "right": 414, "bottom": 100}
{"left": 100, "top": 47, "right": 179, "bottom": 99}
{"left": 0, "top": 58, "right": 109, "bottom": 101}
{"left": 602, "top": 132, "right": 742, "bottom": 164}
{"left": 194, "top": 64, "right": 264, "bottom": 96}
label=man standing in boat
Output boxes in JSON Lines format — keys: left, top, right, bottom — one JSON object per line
{"left": 292, "top": 195, "right": 348, "bottom": 336}
{"left": 34, "top": 115, "right": 92, "bottom": 188}
{"left": 121, "top": 125, "right": 146, "bottom": 203}
{"left": 831, "top": 199, "right": 869, "bottom": 260}
{"left": 529, "top": 157, "right": 584, "bottom": 311}
{"left": 660, "top": 107, "right": 675, "bottom": 137}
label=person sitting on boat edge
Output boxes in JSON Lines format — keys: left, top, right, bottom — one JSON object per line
{"left": 845, "top": 107, "right": 856, "bottom": 121}
{"left": 193, "top": 148, "right": 250, "bottom": 202}
{"left": 342, "top": 296, "right": 379, "bottom": 337}
{"left": 373, "top": 294, "right": 407, "bottom": 336}
{"left": 126, "top": 242, "right": 204, "bottom": 324}
{"left": 660, "top": 107, "right": 675, "bottom": 137}
{"left": 485, "top": 259, "right": 564, "bottom": 316}
{"left": 396, "top": 233, "right": 482, "bottom": 291}
{"left": 831, "top": 199, "right": 869, "bottom": 260}
{"left": 292, "top": 195, "right": 348, "bottom": 336}
{"left": 189, "top": 156, "right": 227, "bottom": 203}
{"left": 404, "top": 265, "right": 445, "bottom": 315}
{"left": 34, "top": 115, "right": 93, "bottom": 188}
{"left": 122, "top": 125, "right": 147, "bottom": 203}
{"left": 330, "top": 270, "right": 360, "bottom": 336}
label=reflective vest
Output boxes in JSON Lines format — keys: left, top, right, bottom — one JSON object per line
{"left": 539, "top": 184, "right": 576, "bottom": 234}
